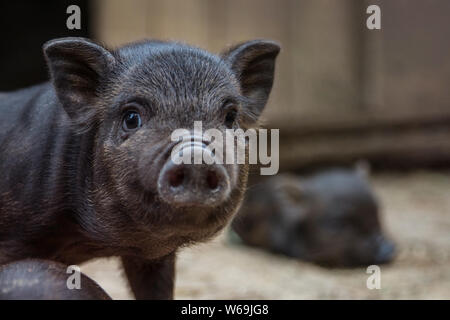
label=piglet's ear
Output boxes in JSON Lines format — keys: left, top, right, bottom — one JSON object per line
{"left": 275, "top": 177, "right": 308, "bottom": 224}
{"left": 222, "top": 40, "right": 280, "bottom": 125}
{"left": 355, "top": 160, "right": 371, "bottom": 180}
{"left": 43, "top": 37, "right": 115, "bottom": 129}
{"left": 276, "top": 177, "right": 305, "bottom": 205}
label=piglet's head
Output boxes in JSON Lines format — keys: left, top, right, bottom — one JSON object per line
{"left": 44, "top": 37, "right": 279, "bottom": 256}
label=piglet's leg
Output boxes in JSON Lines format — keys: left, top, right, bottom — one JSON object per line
{"left": 121, "top": 253, "right": 175, "bottom": 300}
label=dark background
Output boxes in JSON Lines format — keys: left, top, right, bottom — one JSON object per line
{"left": 0, "top": 0, "right": 91, "bottom": 91}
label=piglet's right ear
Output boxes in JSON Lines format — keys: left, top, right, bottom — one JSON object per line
{"left": 44, "top": 37, "right": 115, "bottom": 129}
{"left": 222, "top": 40, "right": 280, "bottom": 126}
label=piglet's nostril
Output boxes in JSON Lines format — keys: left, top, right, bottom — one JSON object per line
{"left": 157, "top": 158, "right": 231, "bottom": 207}
{"left": 206, "top": 170, "right": 219, "bottom": 190}
{"left": 168, "top": 167, "right": 185, "bottom": 188}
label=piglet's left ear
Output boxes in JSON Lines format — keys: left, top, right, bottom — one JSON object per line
{"left": 222, "top": 40, "right": 280, "bottom": 125}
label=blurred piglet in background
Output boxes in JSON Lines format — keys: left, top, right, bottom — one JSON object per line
{"left": 231, "top": 165, "right": 396, "bottom": 268}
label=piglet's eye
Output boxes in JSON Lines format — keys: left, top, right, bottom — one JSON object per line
{"left": 225, "top": 109, "right": 238, "bottom": 129}
{"left": 122, "top": 110, "right": 142, "bottom": 131}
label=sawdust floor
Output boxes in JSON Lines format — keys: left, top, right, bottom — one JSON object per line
{"left": 81, "top": 171, "right": 450, "bottom": 299}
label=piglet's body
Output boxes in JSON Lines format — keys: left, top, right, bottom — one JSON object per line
{"left": 232, "top": 169, "right": 395, "bottom": 267}
{"left": 0, "top": 38, "right": 279, "bottom": 299}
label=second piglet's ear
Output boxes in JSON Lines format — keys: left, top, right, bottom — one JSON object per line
{"left": 43, "top": 37, "right": 115, "bottom": 130}
{"left": 222, "top": 40, "right": 280, "bottom": 125}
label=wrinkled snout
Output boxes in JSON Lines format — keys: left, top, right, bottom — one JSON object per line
{"left": 157, "top": 140, "right": 231, "bottom": 207}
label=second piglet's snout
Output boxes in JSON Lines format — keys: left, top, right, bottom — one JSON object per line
{"left": 157, "top": 137, "right": 232, "bottom": 207}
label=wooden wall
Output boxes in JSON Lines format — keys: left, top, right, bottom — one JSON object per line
{"left": 93, "top": 0, "right": 450, "bottom": 170}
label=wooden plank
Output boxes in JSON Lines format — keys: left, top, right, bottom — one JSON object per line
{"left": 279, "top": 123, "right": 450, "bottom": 170}
{"left": 288, "top": 0, "right": 362, "bottom": 123}
{"left": 151, "top": 0, "right": 209, "bottom": 46}
{"left": 376, "top": 0, "right": 450, "bottom": 116}
{"left": 93, "top": 0, "right": 148, "bottom": 46}
{"left": 220, "top": 0, "right": 293, "bottom": 124}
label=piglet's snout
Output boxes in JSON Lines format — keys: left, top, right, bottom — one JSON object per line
{"left": 157, "top": 139, "right": 231, "bottom": 207}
